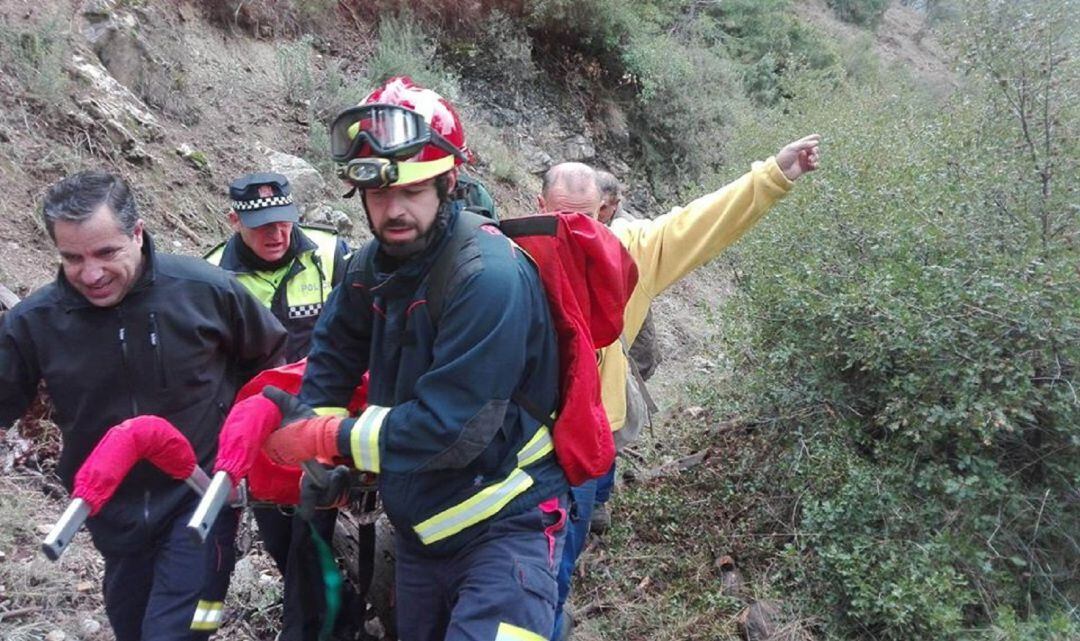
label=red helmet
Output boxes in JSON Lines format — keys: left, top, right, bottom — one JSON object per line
{"left": 330, "top": 77, "right": 469, "bottom": 189}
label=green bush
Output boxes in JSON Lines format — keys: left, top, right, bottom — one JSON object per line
{"left": 0, "top": 13, "right": 71, "bottom": 107}
{"left": 364, "top": 12, "right": 460, "bottom": 101}
{"left": 827, "top": 0, "right": 890, "bottom": 27}
{"left": 714, "top": 47, "right": 1079, "bottom": 636}
{"left": 276, "top": 35, "right": 315, "bottom": 105}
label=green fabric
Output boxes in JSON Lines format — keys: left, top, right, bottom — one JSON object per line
{"left": 455, "top": 172, "right": 498, "bottom": 221}
{"left": 308, "top": 521, "right": 343, "bottom": 641}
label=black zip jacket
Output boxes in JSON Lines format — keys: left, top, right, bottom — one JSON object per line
{"left": 0, "top": 234, "right": 287, "bottom": 554}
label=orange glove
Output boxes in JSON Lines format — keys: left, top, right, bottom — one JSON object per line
{"left": 261, "top": 415, "right": 343, "bottom": 466}
{"left": 261, "top": 387, "right": 345, "bottom": 466}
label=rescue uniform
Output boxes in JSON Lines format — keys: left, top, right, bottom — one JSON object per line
{"left": 206, "top": 197, "right": 358, "bottom": 640}
{"left": 300, "top": 202, "right": 569, "bottom": 641}
{"left": 554, "top": 157, "right": 796, "bottom": 636}
{"left": 0, "top": 233, "right": 287, "bottom": 640}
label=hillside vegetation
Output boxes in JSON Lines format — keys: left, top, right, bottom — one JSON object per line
{"left": 0, "top": 1, "right": 1076, "bottom": 640}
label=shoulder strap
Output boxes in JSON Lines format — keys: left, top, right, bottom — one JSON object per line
{"left": 426, "top": 211, "right": 497, "bottom": 325}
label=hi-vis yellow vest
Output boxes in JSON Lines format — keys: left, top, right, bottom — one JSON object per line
{"left": 205, "top": 227, "right": 341, "bottom": 360}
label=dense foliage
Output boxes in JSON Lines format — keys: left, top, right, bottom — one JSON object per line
{"left": 712, "top": 1, "right": 1079, "bottom": 636}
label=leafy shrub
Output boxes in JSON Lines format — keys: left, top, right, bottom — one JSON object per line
{"left": 276, "top": 35, "right": 315, "bottom": 105}
{"left": 364, "top": 12, "right": 460, "bottom": 101}
{"left": 827, "top": 0, "right": 890, "bottom": 27}
{"left": 525, "top": 0, "right": 637, "bottom": 56}
{"left": 715, "top": 23, "right": 1078, "bottom": 632}
{"left": 0, "top": 13, "right": 71, "bottom": 107}
{"left": 196, "top": 0, "right": 338, "bottom": 38}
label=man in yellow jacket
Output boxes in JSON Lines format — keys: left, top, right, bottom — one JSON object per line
{"left": 542, "top": 134, "right": 822, "bottom": 639}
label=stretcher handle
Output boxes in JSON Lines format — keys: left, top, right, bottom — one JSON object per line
{"left": 41, "top": 498, "right": 91, "bottom": 562}
{"left": 186, "top": 470, "right": 234, "bottom": 544}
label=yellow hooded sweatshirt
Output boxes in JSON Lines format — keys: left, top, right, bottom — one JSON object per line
{"left": 601, "top": 156, "right": 794, "bottom": 431}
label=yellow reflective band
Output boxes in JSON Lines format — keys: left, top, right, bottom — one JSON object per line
{"left": 494, "top": 622, "right": 547, "bottom": 641}
{"left": 516, "top": 425, "right": 553, "bottom": 469}
{"left": 190, "top": 600, "right": 223, "bottom": 631}
{"left": 394, "top": 155, "right": 455, "bottom": 186}
{"left": 414, "top": 468, "right": 534, "bottom": 545}
{"left": 350, "top": 405, "right": 389, "bottom": 473}
{"left": 314, "top": 406, "right": 349, "bottom": 417}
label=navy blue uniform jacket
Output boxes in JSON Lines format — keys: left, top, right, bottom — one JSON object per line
{"left": 300, "top": 204, "right": 567, "bottom": 556}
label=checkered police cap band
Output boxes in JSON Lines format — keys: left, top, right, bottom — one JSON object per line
{"left": 232, "top": 194, "right": 294, "bottom": 211}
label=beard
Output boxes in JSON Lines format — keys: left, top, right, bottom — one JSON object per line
{"left": 367, "top": 201, "right": 452, "bottom": 259}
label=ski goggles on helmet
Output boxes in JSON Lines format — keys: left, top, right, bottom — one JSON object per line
{"left": 329, "top": 104, "right": 467, "bottom": 164}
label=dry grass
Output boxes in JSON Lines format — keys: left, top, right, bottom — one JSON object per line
{"left": 0, "top": 471, "right": 109, "bottom": 640}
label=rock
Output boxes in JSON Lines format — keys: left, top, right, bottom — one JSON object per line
{"left": 45, "top": 631, "right": 65, "bottom": 641}
{"left": 0, "top": 285, "right": 20, "bottom": 312}
{"left": 600, "top": 100, "right": 631, "bottom": 145}
{"left": 737, "top": 600, "right": 782, "bottom": 641}
{"left": 80, "top": 619, "right": 102, "bottom": 635}
{"left": 489, "top": 107, "right": 522, "bottom": 127}
{"left": 522, "top": 143, "right": 553, "bottom": 175}
{"left": 715, "top": 554, "right": 745, "bottom": 599}
{"left": 81, "top": 0, "right": 116, "bottom": 19}
{"left": 69, "top": 53, "right": 162, "bottom": 161}
{"left": 176, "top": 144, "right": 210, "bottom": 172}
{"left": 561, "top": 134, "right": 596, "bottom": 162}
{"left": 84, "top": 11, "right": 152, "bottom": 93}
{"left": 304, "top": 204, "right": 354, "bottom": 236}
{"left": 264, "top": 150, "right": 325, "bottom": 208}
{"left": 76, "top": 580, "right": 95, "bottom": 593}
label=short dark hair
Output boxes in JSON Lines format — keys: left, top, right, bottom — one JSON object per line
{"left": 596, "top": 170, "right": 621, "bottom": 202}
{"left": 41, "top": 170, "right": 139, "bottom": 240}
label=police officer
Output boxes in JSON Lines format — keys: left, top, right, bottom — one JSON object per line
{"left": 205, "top": 173, "right": 359, "bottom": 641}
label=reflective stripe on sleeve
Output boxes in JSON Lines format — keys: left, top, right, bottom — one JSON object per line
{"left": 494, "top": 622, "right": 547, "bottom": 641}
{"left": 190, "top": 600, "right": 223, "bottom": 631}
{"left": 413, "top": 468, "right": 534, "bottom": 545}
{"left": 314, "top": 406, "right": 349, "bottom": 417}
{"left": 350, "top": 404, "right": 389, "bottom": 473}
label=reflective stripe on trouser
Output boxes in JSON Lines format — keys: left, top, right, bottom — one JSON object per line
{"left": 190, "top": 601, "right": 223, "bottom": 631}
{"left": 102, "top": 498, "right": 238, "bottom": 641}
{"left": 413, "top": 426, "right": 553, "bottom": 545}
{"left": 395, "top": 496, "right": 568, "bottom": 641}
{"left": 495, "top": 622, "right": 547, "bottom": 641}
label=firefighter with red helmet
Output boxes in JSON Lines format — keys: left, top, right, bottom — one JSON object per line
{"left": 259, "top": 77, "right": 569, "bottom": 641}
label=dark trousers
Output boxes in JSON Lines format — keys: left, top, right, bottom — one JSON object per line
{"left": 395, "top": 497, "right": 567, "bottom": 641}
{"left": 254, "top": 507, "right": 374, "bottom": 641}
{"left": 102, "top": 505, "right": 238, "bottom": 641}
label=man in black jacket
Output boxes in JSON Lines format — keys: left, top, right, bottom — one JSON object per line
{"left": 0, "top": 170, "right": 287, "bottom": 641}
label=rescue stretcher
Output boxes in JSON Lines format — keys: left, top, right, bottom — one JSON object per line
{"left": 42, "top": 360, "right": 374, "bottom": 560}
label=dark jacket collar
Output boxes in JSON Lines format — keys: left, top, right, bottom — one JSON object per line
{"left": 56, "top": 232, "right": 158, "bottom": 310}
